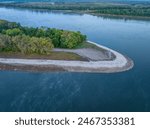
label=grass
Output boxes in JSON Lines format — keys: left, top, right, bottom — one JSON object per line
{"left": 76, "top": 41, "right": 107, "bottom": 52}
{"left": 0, "top": 51, "right": 87, "bottom": 61}
{"left": 0, "top": 41, "right": 115, "bottom": 61}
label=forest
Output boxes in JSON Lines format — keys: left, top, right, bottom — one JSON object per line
{"left": 0, "top": 2, "right": 150, "bottom": 17}
{"left": 0, "top": 20, "right": 86, "bottom": 54}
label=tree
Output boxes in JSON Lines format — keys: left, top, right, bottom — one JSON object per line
{"left": 46, "top": 28, "right": 62, "bottom": 47}
{"left": 3, "top": 28, "right": 23, "bottom": 36}
{"left": 60, "top": 31, "right": 86, "bottom": 48}
{"left": 30, "top": 37, "right": 54, "bottom": 54}
{"left": 0, "top": 34, "right": 13, "bottom": 51}
{"left": 0, "top": 20, "right": 20, "bottom": 32}
{"left": 0, "top": 19, "right": 87, "bottom": 50}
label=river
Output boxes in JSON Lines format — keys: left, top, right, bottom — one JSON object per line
{"left": 0, "top": 7, "right": 150, "bottom": 111}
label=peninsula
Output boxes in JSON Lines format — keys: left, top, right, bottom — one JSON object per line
{"left": 0, "top": 20, "right": 133, "bottom": 73}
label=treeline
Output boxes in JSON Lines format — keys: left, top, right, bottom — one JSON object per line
{"left": 0, "top": 2, "right": 150, "bottom": 17}
{"left": 93, "top": 8, "right": 150, "bottom": 17}
{"left": 0, "top": 34, "right": 54, "bottom": 54}
{"left": 0, "top": 20, "right": 86, "bottom": 54}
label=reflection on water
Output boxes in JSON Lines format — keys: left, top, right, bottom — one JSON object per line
{"left": 0, "top": 7, "right": 150, "bottom": 111}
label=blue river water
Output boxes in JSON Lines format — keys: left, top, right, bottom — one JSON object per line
{"left": 0, "top": 7, "right": 150, "bottom": 111}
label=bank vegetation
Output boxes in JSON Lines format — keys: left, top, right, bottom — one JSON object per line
{"left": 0, "top": 19, "right": 86, "bottom": 55}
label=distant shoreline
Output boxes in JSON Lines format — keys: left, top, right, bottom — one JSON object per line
{"left": 0, "top": 2, "right": 150, "bottom": 21}
{"left": 1, "top": 6, "right": 150, "bottom": 21}
{"left": 0, "top": 41, "right": 134, "bottom": 73}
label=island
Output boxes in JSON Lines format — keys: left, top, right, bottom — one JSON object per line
{"left": 0, "top": 19, "right": 134, "bottom": 73}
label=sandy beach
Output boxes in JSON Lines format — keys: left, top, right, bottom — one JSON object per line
{"left": 0, "top": 41, "right": 134, "bottom": 73}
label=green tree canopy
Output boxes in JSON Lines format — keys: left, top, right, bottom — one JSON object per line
{"left": 0, "top": 19, "right": 87, "bottom": 54}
